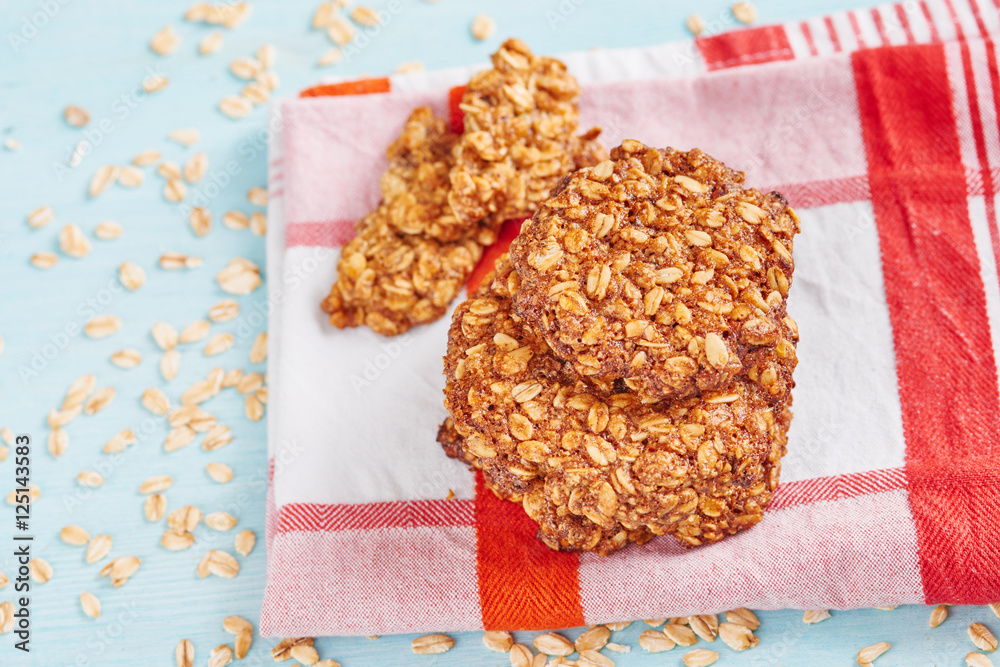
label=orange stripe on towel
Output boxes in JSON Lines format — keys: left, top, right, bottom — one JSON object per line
{"left": 300, "top": 77, "right": 391, "bottom": 98}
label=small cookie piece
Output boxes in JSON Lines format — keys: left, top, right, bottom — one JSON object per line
{"left": 380, "top": 107, "right": 486, "bottom": 243}
{"left": 510, "top": 141, "right": 799, "bottom": 401}
{"left": 449, "top": 38, "right": 607, "bottom": 234}
{"left": 442, "top": 254, "right": 796, "bottom": 555}
{"left": 321, "top": 209, "right": 483, "bottom": 336}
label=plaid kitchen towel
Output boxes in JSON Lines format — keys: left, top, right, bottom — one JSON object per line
{"left": 261, "top": 0, "right": 1000, "bottom": 637}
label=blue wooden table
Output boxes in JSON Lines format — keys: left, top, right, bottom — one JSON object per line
{"left": 1, "top": 0, "right": 994, "bottom": 665}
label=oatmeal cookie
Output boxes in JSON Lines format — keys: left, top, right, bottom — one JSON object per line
{"left": 509, "top": 141, "right": 800, "bottom": 402}
{"left": 449, "top": 38, "right": 607, "bottom": 234}
{"left": 321, "top": 208, "right": 483, "bottom": 336}
{"left": 442, "top": 254, "right": 797, "bottom": 555}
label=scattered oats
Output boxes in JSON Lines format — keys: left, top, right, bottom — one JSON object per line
{"left": 644, "top": 619, "right": 666, "bottom": 627}
{"left": 89, "top": 165, "right": 119, "bottom": 197}
{"left": 164, "top": 426, "right": 196, "bottom": 452}
{"left": 395, "top": 61, "right": 424, "bottom": 74}
{"left": 638, "top": 630, "right": 675, "bottom": 653}
{"left": 47, "top": 428, "right": 68, "bottom": 457}
{"left": 242, "top": 81, "right": 270, "bottom": 105}
{"left": 103, "top": 555, "right": 141, "bottom": 587}
{"left": 80, "top": 591, "right": 101, "bottom": 618}
{"left": 0, "top": 445, "right": 6, "bottom": 463}
{"left": 222, "top": 368, "right": 243, "bottom": 387}
{"left": 661, "top": 624, "right": 697, "bottom": 647}
{"left": 178, "top": 321, "right": 210, "bottom": 344}
{"left": 200, "top": 31, "right": 224, "bottom": 55}
{"left": 145, "top": 493, "right": 166, "bottom": 521}
{"left": 970, "top": 623, "right": 999, "bottom": 652}
{"left": 732, "top": 1, "right": 757, "bottom": 24}
{"left": 132, "top": 149, "right": 160, "bottom": 166}
{"left": 165, "top": 178, "right": 188, "bottom": 202}
{"left": 85, "top": 534, "right": 113, "bottom": 563}
{"left": 351, "top": 6, "right": 380, "bottom": 27}
{"left": 683, "top": 649, "right": 719, "bottom": 667}
{"left": 245, "top": 394, "right": 265, "bottom": 421}
{"left": 111, "top": 348, "right": 143, "bottom": 368}
{"left": 85, "top": 313, "right": 122, "bottom": 338}
{"left": 875, "top": 606, "right": 896, "bottom": 611}
{"left": 62, "top": 373, "right": 97, "bottom": 410}
{"left": 725, "top": 608, "right": 760, "bottom": 630}
{"left": 48, "top": 405, "right": 81, "bottom": 428}
{"left": 256, "top": 385, "right": 268, "bottom": 404}
{"left": 256, "top": 69, "right": 280, "bottom": 91}
{"left": 77, "top": 470, "right": 104, "bottom": 488}
{"left": 313, "top": 1, "right": 340, "bottom": 28}
{"left": 930, "top": 604, "right": 948, "bottom": 628}
{"left": 237, "top": 372, "right": 263, "bottom": 394}
{"left": 219, "top": 95, "right": 253, "bottom": 119}
{"left": 222, "top": 211, "right": 250, "bottom": 231}
{"left": 327, "top": 17, "right": 355, "bottom": 45}
{"left": 249, "top": 332, "right": 267, "bottom": 363}
{"left": 0, "top": 600, "right": 13, "bottom": 633}
{"left": 223, "top": 615, "right": 253, "bottom": 637}
{"left": 483, "top": 630, "right": 513, "bottom": 652}
{"left": 117, "top": 165, "right": 145, "bottom": 187}
{"left": 65, "top": 105, "right": 90, "bottom": 127}
{"left": 247, "top": 186, "right": 267, "bottom": 206}
{"left": 209, "top": 644, "right": 233, "bottom": 667}
{"left": 201, "top": 425, "right": 233, "bottom": 451}
{"left": 83, "top": 386, "right": 115, "bottom": 414}
{"left": 29, "top": 558, "right": 53, "bottom": 583}
{"left": 161, "top": 529, "right": 196, "bottom": 551}
{"left": 857, "top": 641, "right": 891, "bottom": 664}
{"left": 690, "top": 614, "right": 719, "bottom": 642}
{"left": 205, "top": 511, "right": 238, "bottom": 531}
{"left": 60, "top": 223, "right": 92, "bottom": 258}
{"left": 176, "top": 639, "right": 194, "bottom": 667}
{"left": 94, "top": 221, "right": 123, "bottom": 240}
{"left": 271, "top": 638, "right": 316, "bottom": 661}
{"left": 119, "top": 261, "right": 146, "bottom": 290}
{"left": 318, "top": 48, "right": 343, "bottom": 66}
{"left": 205, "top": 549, "right": 240, "bottom": 578}
{"left": 151, "top": 25, "right": 181, "bottom": 55}
{"left": 189, "top": 207, "right": 212, "bottom": 236}
{"left": 142, "top": 388, "right": 171, "bottom": 416}
{"left": 168, "top": 505, "right": 202, "bottom": 532}
{"left": 803, "top": 609, "right": 831, "bottom": 624}
{"left": 30, "top": 252, "right": 58, "bottom": 269}
{"left": 27, "top": 204, "right": 54, "bottom": 229}
{"left": 216, "top": 257, "right": 262, "bottom": 294}
{"left": 575, "top": 626, "right": 611, "bottom": 652}
{"left": 719, "top": 622, "right": 757, "bottom": 651}
{"left": 412, "top": 634, "right": 455, "bottom": 655}
{"left": 180, "top": 379, "right": 217, "bottom": 406}
{"left": 257, "top": 43, "right": 276, "bottom": 68}
{"left": 0, "top": 427, "right": 10, "bottom": 446}
{"left": 184, "top": 152, "right": 208, "bottom": 183}
{"left": 606, "top": 622, "right": 632, "bottom": 632}
{"left": 249, "top": 211, "right": 267, "bottom": 235}
{"left": 290, "top": 644, "right": 319, "bottom": 665}
{"left": 4, "top": 137, "right": 22, "bottom": 151}
{"left": 471, "top": 13, "right": 496, "bottom": 40}
{"left": 204, "top": 332, "right": 234, "bottom": 356}
{"left": 605, "top": 643, "right": 630, "bottom": 653}
{"left": 6, "top": 484, "right": 40, "bottom": 505}
{"left": 142, "top": 74, "right": 169, "bottom": 93}
{"left": 158, "top": 160, "right": 182, "bottom": 179}
{"left": 69, "top": 139, "right": 87, "bottom": 167}
{"left": 152, "top": 322, "right": 179, "bottom": 350}
{"left": 968, "top": 653, "right": 995, "bottom": 667}
{"left": 103, "top": 429, "right": 136, "bottom": 454}
{"left": 229, "top": 57, "right": 262, "bottom": 80}
{"left": 209, "top": 299, "right": 240, "bottom": 322}
{"left": 139, "top": 474, "right": 173, "bottom": 494}
{"left": 534, "top": 633, "right": 574, "bottom": 656}
{"left": 234, "top": 628, "right": 253, "bottom": 659}
{"left": 686, "top": 14, "right": 706, "bottom": 35}
{"left": 205, "top": 463, "right": 233, "bottom": 484}
{"left": 60, "top": 525, "right": 91, "bottom": 546}
{"left": 315, "top": 660, "right": 340, "bottom": 667}
{"left": 160, "top": 252, "right": 202, "bottom": 269}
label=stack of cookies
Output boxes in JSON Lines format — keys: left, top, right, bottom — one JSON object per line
{"left": 441, "top": 140, "right": 800, "bottom": 556}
